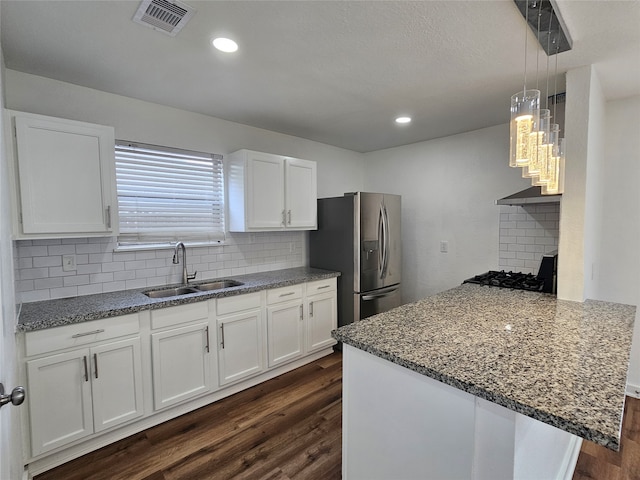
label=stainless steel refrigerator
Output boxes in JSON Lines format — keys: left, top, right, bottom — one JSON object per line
{"left": 309, "top": 192, "right": 402, "bottom": 328}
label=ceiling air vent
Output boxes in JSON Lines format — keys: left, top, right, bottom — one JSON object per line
{"left": 133, "top": 0, "right": 195, "bottom": 37}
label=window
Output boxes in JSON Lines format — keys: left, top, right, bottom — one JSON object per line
{"left": 115, "top": 141, "right": 225, "bottom": 248}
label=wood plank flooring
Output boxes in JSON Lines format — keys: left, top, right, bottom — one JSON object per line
{"left": 34, "top": 351, "right": 640, "bottom": 480}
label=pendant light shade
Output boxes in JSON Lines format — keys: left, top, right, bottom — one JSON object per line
{"left": 510, "top": 89, "right": 541, "bottom": 167}
{"left": 523, "top": 108, "right": 550, "bottom": 179}
{"left": 542, "top": 137, "right": 564, "bottom": 195}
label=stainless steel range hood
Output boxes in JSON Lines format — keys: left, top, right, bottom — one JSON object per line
{"left": 496, "top": 186, "right": 561, "bottom": 206}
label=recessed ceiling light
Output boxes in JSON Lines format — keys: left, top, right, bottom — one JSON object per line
{"left": 395, "top": 116, "right": 412, "bottom": 124}
{"left": 212, "top": 37, "right": 238, "bottom": 53}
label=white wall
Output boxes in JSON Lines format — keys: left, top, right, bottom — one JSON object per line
{"left": 363, "top": 124, "right": 530, "bottom": 302}
{"left": 557, "top": 65, "right": 604, "bottom": 302}
{"left": 593, "top": 96, "right": 640, "bottom": 305}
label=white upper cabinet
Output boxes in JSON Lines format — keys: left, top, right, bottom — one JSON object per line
{"left": 227, "top": 149, "right": 317, "bottom": 232}
{"left": 7, "top": 110, "right": 118, "bottom": 238}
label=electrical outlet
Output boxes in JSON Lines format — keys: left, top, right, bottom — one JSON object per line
{"left": 440, "top": 241, "right": 448, "bottom": 253}
{"left": 62, "top": 254, "right": 76, "bottom": 272}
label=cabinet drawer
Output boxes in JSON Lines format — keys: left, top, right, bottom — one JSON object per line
{"left": 266, "top": 284, "right": 303, "bottom": 305}
{"left": 217, "top": 292, "right": 261, "bottom": 316}
{"left": 25, "top": 314, "right": 139, "bottom": 357}
{"left": 151, "top": 301, "right": 209, "bottom": 330}
{"left": 306, "top": 278, "right": 337, "bottom": 296}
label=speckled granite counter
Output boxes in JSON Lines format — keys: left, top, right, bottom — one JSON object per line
{"left": 332, "top": 283, "right": 636, "bottom": 450}
{"left": 18, "top": 267, "right": 339, "bottom": 332}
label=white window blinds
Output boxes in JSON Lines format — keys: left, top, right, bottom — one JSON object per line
{"left": 115, "top": 141, "right": 225, "bottom": 246}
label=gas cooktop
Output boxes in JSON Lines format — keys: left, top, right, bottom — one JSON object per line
{"left": 463, "top": 271, "right": 546, "bottom": 292}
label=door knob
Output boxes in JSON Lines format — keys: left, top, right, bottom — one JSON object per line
{"left": 0, "top": 383, "right": 25, "bottom": 409}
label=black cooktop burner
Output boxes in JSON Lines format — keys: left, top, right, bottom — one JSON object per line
{"left": 463, "top": 271, "right": 545, "bottom": 292}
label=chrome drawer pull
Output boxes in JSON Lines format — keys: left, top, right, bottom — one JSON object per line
{"left": 279, "top": 292, "right": 295, "bottom": 297}
{"left": 317, "top": 285, "right": 331, "bottom": 290}
{"left": 72, "top": 329, "right": 105, "bottom": 338}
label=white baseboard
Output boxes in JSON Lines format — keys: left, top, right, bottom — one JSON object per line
{"left": 626, "top": 383, "right": 640, "bottom": 398}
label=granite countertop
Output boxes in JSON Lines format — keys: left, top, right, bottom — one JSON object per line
{"left": 18, "top": 267, "right": 340, "bottom": 332}
{"left": 332, "top": 283, "right": 636, "bottom": 450}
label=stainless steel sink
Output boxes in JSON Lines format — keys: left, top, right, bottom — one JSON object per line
{"left": 193, "top": 279, "right": 244, "bottom": 291}
{"left": 144, "top": 279, "right": 244, "bottom": 298}
{"left": 144, "top": 286, "right": 199, "bottom": 298}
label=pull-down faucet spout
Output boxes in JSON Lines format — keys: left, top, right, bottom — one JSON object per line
{"left": 173, "top": 242, "right": 197, "bottom": 285}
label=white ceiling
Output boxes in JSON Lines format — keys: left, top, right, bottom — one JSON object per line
{"left": 1, "top": 1, "right": 638, "bottom": 153}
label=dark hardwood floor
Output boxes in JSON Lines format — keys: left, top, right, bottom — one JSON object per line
{"left": 34, "top": 352, "right": 640, "bottom": 480}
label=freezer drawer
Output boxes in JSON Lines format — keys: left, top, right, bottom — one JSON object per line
{"left": 353, "top": 284, "right": 402, "bottom": 324}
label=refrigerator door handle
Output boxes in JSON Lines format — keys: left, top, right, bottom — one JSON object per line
{"left": 378, "top": 203, "right": 390, "bottom": 280}
{"left": 378, "top": 203, "right": 389, "bottom": 280}
{"left": 361, "top": 285, "right": 400, "bottom": 301}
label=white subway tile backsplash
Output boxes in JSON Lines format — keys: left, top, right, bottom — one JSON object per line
{"left": 499, "top": 204, "right": 559, "bottom": 275}
{"left": 15, "top": 231, "right": 306, "bottom": 303}
{"left": 47, "top": 244, "right": 76, "bottom": 255}
{"left": 33, "top": 256, "right": 62, "bottom": 268}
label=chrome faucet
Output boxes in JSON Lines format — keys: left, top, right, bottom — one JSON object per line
{"left": 172, "top": 242, "right": 197, "bottom": 285}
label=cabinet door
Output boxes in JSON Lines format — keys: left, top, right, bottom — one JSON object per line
{"left": 27, "top": 350, "right": 93, "bottom": 456}
{"left": 246, "top": 152, "right": 285, "bottom": 229}
{"left": 306, "top": 292, "right": 338, "bottom": 353}
{"left": 91, "top": 338, "right": 144, "bottom": 432}
{"left": 218, "top": 310, "right": 264, "bottom": 386}
{"left": 285, "top": 158, "right": 317, "bottom": 229}
{"left": 267, "top": 301, "right": 304, "bottom": 367}
{"left": 13, "top": 113, "right": 116, "bottom": 235}
{"left": 151, "top": 322, "right": 212, "bottom": 410}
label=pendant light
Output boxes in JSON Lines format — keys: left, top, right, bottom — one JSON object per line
{"left": 509, "top": 0, "right": 540, "bottom": 168}
{"left": 508, "top": 0, "right": 570, "bottom": 195}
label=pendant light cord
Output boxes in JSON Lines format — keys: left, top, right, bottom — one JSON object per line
{"left": 523, "top": 1, "right": 529, "bottom": 94}
{"left": 546, "top": 11, "right": 553, "bottom": 111}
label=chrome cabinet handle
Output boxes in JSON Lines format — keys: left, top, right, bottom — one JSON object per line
{"left": 94, "top": 353, "right": 98, "bottom": 379}
{"left": 317, "top": 285, "right": 330, "bottom": 290}
{"left": 72, "top": 329, "right": 105, "bottom": 339}
{"left": 309, "top": 301, "right": 314, "bottom": 317}
{"left": 205, "top": 326, "right": 210, "bottom": 353}
{"left": 83, "top": 356, "right": 89, "bottom": 382}
{"left": 106, "top": 206, "right": 111, "bottom": 229}
{"left": 279, "top": 291, "right": 295, "bottom": 297}
{"left": 288, "top": 210, "right": 292, "bottom": 225}
{"left": 220, "top": 324, "right": 225, "bottom": 349}
{"left": 300, "top": 304, "right": 303, "bottom": 320}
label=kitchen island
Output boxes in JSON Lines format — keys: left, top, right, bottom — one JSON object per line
{"left": 332, "top": 283, "right": 636, "bottom": 480}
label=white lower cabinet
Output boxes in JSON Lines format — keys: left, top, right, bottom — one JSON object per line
{"left": 306, "top": 291, "right": 338, "bottom": 353}
{"left": 151, "top": 322, "right": 212, "bottom": 410}
{"left": 266, "top": 285, "right": 304, "bottom": 367}
{"left": 217, "top": 292, "right": 264, "bottom": 386}
{"left": 26, "top": 336, "right": 143, "bottom": 456}
{"left": 150, "top": 302, "right": 214, "bottom": 410}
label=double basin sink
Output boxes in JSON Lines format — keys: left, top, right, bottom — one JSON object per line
{"left": 144, "top": 279, "right": 244, "bottom": 299}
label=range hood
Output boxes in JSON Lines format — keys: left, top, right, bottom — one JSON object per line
{"left": 496, "top": 186, "right": 561, "bottom": 206}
